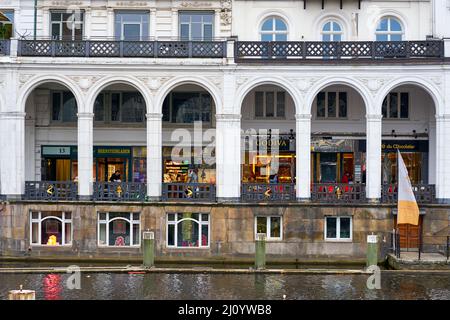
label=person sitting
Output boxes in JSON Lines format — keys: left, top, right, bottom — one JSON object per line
{"left": 109, "top": 170, "right": 121, "bottom": 182}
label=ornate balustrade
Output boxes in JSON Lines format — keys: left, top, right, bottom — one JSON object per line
{"left": 18, "top": 39, "right": 226, "bottom": 58}
{"left": 311, "top": 183, "right": 366, "bottom": 203}
{"left": 24, "top": 181, "right": 78, "bottom": 201}
{"left": 235, "top": 40, "right": 444, "bottom": 61}
{"left": 0, "top": 40, "right": 10, "bottom": 55}
{"left": 241, "top": 183, "right": 296, "bottom": 202}
{"left": 382, "top": 184, "right": 436, "bottom": 204}
{"left": 93, "top": 182, "right": 147, "bottom": 201}
{"left": 162, "top": 183, "right": 216, "bottom": 201}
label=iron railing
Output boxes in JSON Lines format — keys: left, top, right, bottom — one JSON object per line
{"left": 235, "top": 40, "right": 444, "bottom": 60}
{"left": 382, "top": 184, "right": 436, "bottom": 203}
{"left": 311, "top": 183, "right": 366, "bottom": 203}
{"left": 93, "top": 182, "right": 146, "bottom": 201}
{"left": 241, "top": 183, "right": 296, "bottom": 202}
{"left": 0, "top": 40, "right": 10, "bottom": 55}
{"left": 18, "top": 40, "right": 226, "bottom": 58}
{"left": 24, "top": 181, "right": 78, "bottom": 201}
{"left": 162, "top": 183, "right": 216, "bottom": 201}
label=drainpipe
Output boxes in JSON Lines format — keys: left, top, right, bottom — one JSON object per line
{"left": 34, "top": 0, "right": 37, "bottom": 40}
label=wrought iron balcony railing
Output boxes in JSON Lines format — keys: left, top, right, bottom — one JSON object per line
{"left": 241, "top": 183, "right": 296, "bottom": 202}
{"left": 311, "top": 183, "right": 366, "bottom": 203}
{"left": 235, "top": 40, "right": 444, "bottom": 61}
{"left": 17, "top": 39, "right": 226, "bottom": 58}
{"left": 382, "top": 184, "right": 436, "bottom": 204}
{"left": 162, "top": 183, "right": 216, "bottom": 201}
{"left": 24, "top": 181, "right": 78, "bottom": 201}
{"left": 93, "top": 182, "right": 147, "bottom": 201}
{"left": 0, "top": 40, "right": 10, "bottom": 55}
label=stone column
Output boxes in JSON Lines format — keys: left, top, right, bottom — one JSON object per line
{"left": 146, "top": 113, "right": 163, "bottom": 200}
{"left": 216, "top": 114, "right": 241, "bottom": 201}
{"left": 366, "top": 114, "right": 382, "bottom": 201}
{"left": 296, "top": 113, "right": 311, "bottom": 200}
{"left": 150, "top": 9, "right": 157, "bottom": 39}
{"left": 77, "top": 112, "right": 94, "bottom": 200}
{"left": 171, "top": 9, "right": 178, "bottom": 39}
{"left": 435, "top": 115, "right": 450, "bottom": 202}
{"left": 0, "top": 112, "right": 25, "bottom": 199}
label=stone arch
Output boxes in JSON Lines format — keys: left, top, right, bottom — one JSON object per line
{"left": 18, "top": 74, "right": 84, "bottom": 114}
{"left": 306, "top": 77, "right": 373, "bottom": 114}
{"left": 155, "top": 76, "right": 222, "bottom": 115}
{"left": 375, "top": 77, "right": 443, "bottom": 115}
{"left": 86, "top": 75, "right": 153, "bottom": 114}
{"left": 235, "top": 76, "right": 303, "bottom": 115}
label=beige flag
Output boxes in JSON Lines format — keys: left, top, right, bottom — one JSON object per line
{"left": 397, "top": 150, "right": 419, "bottom": 225}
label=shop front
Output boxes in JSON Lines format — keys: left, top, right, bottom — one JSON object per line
{"left": 41, "top": 145, "right": 147, "bottom": 183}
{"left": 242, "top": 135, "right": 296, "bottom": 184}
{"left": 163, "top": 146, "right": 216, "bottom": 184}
{"left": 311, "top": 138, "right": 365, "bottom": 184}
{"left": 380, "top": 140, "right": 429, "bottom": 184}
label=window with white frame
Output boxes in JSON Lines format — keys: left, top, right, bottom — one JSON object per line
{"left": 255, "top": 91, "right": 286, "bottom": 118}
{"left": 382, "top": 92, "right": 409, "bottom": 119}
{"left": 255, "top": 216, "right": 282, "bottom": 240}
{"left": 98, "top": 212, "right": 141, "bottom": 247}
{"left": 179, "top": 11, "right": 214, "bottom": 41}
{"left": 114, "top": 11, "right": 149, "bottom": 41}
{"left": 167, "top": 213, "right": 209, "bottom": 248}
{"left": 375, "top": 17, "right": 403, "bottom": 41}
{"left": 322, "top": 21, "right": 342, "bottom": 41}
{"left": 260, "top": 17, "right": 288, "bottom": 41}
{"left": 316, "top": 91, "right": 347, "bottom": 119}
{"left": 325, "top": 216, "right": 352, "bottom": 241}
{"left": 51, "top": 91, "right": 77, "bottom": 123}
{"left": 50, "top": 10, "right": 84, "bottom": 40}
{"left": 0, "top": 10, "right": 14, "bottom": 39}
{"left": 30, "top": 211, "right": 72, "bottom": 246}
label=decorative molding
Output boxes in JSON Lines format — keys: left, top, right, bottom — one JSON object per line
{"left": 220, "top": 0, "right": 232, "bottom": 26}
{"left": 358, "top": 77, "right": 391, "bottom": 95}
{"left": 18, "top": 74, "right": 35, "bottom": 89}
{"left": 179, "top": 2, "right": 213, "bottom": 8}
{"left": 69, "top": 76, "right": 102, "bottom": 92}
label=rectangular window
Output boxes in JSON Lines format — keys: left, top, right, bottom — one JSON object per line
{"left": 166, "top": 213, "right": 210, "bottom": 248}
{"left": 0, "top": 10, "right": 14, "bottom": 39}
{"left": 316, "top": 92, "right": 347, "bottom": 119}
{"left": 30, "top": 211, "right": 72, "bottom": 246}
{"left": 163, "top": 92, "right": 212, "bottom": 124}
{"left": 52, "top": 91, "right": 77, "bottom": 123}
{"left": 114, "top": 11, "right": 149, "bottom": 41}
{"left": 382, "top": 92, "right": 409, "bottom": 119}
{"left": 50, "top": 10, "right": 84, "bottom": 40}
{"left": 179, "top": 11, "right": 214, "bottom": 40}
{"left": 255, "top": 216, "right": 282, "bottom": 240}
{"left": 97, "top": 212, "right": 141, "bottom": 247}
{"left": 254, "top": 91, "right": 286, "bottom": 118}
{"left": 325, "top": 216, "right": 352, "bottom": 241}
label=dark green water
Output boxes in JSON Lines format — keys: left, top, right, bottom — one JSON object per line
{"left": 1, "top": 272, "right": 449, "bottom": 300}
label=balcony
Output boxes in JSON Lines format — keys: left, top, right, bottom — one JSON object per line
{"left": 17, "top": 39, "right": 226, "bottom": 58}
{"left": 311, "top": 183, "right": 366, "bottom": 203}
{"left": 24, "top": 181, "right": 78, "bottom": 201}
{"left": 0, "top": 40, "right": 10, "bottom": 55}
{"left": 382, "top": 184, "right": 436, "bottom": 204}
{"left": 241, "top": 183, "right": 296, "bottom": 202}
{"left": 93, "top": 182, "right": 147, "bottom": 201}
{"left": 162, "top": 183, "right": 216, "bottom": 201}
{"left": 235, "top": 40, "right": 445, "bottom": 62}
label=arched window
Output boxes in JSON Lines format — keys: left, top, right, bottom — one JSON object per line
{"left": 322, "top": 21, "right": 343, "bottom": 41}
{"left": 167, "top": 213, "right": 210, "bottom": 248}
{"left": 375, "top": 17, "right": 403, "bottom": 41}
{"left": 260, "top": 17, "right": 288, "bottom": 41}
{"left": 98, "top": 212, "right": 141, "bottom": 246}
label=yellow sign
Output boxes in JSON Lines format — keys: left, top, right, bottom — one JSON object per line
{"left": 46, "top": 185, "right": 54, "bottom": 195}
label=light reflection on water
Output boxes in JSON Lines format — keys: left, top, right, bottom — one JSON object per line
{"left": 0, "top": 273, "right": 449, "bottom": 300}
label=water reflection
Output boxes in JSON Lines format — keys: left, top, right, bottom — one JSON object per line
{"left": 1, "top": 272, "right": 450, "bottom": 300}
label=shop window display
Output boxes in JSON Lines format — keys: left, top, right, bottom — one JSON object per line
{"left": 98, "top": 212, "right": 140, "bottom": 247}
{"left": 30, "top": 211, "right": 72, "bottom": 246}
{"left": 167, "top": 213, "right": 209, "bottom": 248}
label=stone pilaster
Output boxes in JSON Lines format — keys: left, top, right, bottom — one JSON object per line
{"left": 77, "top": 112, "right": 94, "bottom": 200}
{"left": 366, "top": 114, "right": 382, "bottom": 201}
{"left": 296, "top": 113, "right": 311, "bottom": 201}
{"left": 146, "top": 113, "right": 163, "bottom": 200}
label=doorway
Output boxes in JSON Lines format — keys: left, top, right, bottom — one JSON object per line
{"left": 395, "top": 216, "right": 423, "bottom": 250}
{"left": 96, "top": 158, "right": 129, "bottom": 182}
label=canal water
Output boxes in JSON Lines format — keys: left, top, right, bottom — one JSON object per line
{"left": 1, "top": 272, "right": 450, "bottom": 300}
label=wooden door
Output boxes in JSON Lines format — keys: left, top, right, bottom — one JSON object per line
{"left": 395, "top": 216, "right": 423, "bottom": 250}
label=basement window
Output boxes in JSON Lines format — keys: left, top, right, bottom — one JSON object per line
{"left": 30, "top": 211, "right": 72, "bottom": 246}
{"left": 324, "top": 216, "right": 352, "bottom": 241}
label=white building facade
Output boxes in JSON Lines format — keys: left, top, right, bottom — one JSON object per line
{"left": 0, "top": 0, "right": 449, "bottom": 259}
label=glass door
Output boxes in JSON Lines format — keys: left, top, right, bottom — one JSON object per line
{"left": 319, "top": 153, "right": 337, "bottom": 183}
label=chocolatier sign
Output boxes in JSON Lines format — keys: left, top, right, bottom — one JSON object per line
{"left": 358, "top": 140, "right": 428, "bottom": 153}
